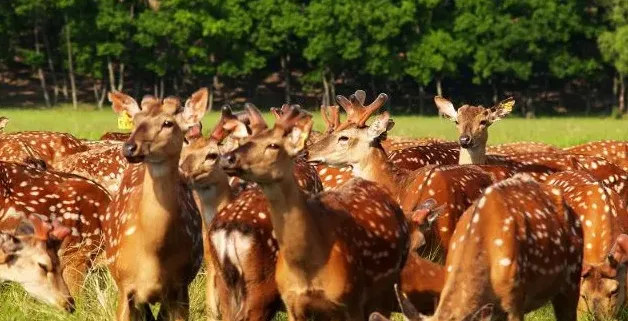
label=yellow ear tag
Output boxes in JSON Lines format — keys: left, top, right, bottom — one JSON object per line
{"left": 500, "top": 99, "right": 515, "bottom": 113}
{"left": 117, "top": 111, "right": 134, "bottom": 130}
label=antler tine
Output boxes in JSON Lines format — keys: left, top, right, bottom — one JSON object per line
{"left": 209, "top": 104, "right": 238, "bottom": 142}
{"left": 329, "top": 105, "right": 340, "bottom": 130}
{"left": 354, "top": 90, "right": 366, "bottom": 105}
{"left": 244, "top": 102, "right": 268, "bottom": 135}
{"left": 276, "top": 104, "right": 311, "bottom": 132}
{"left": 336, "top": 95, "right": 356, "bottom": 119}
{"left": 321, "top": 105, "right": 331, "bottom": 128}
{"left": 357, "top": 93, "right": 388, "bottom": 126}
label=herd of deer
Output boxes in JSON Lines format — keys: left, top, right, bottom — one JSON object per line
{"left": 0, "top": 88, "right": 626, "bottom": 321}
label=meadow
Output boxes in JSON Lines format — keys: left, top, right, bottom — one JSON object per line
{"left": 0, "top": 105, "right": 627, "bottom": 321}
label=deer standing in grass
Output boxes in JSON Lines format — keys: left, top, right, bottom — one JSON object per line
{"left": 0, "top": 215, "right": 74, "bottom": 311}
{"left": 390, "top": 175, "right": 583, "bottom": 321}
{"left": 307, "top": 92, "right": 494, "bottom": 255}
{"left": 220, "top": 105, "right": 410, "bottom": 320}
{"left": 545, "top": 170, "right": 628, "bottom": 319}
{"left": 103, "top": 90, "right": 207, "bottom": 321}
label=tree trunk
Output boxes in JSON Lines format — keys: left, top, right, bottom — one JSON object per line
{"left": 93, "top": 81, "right": 107, "bottom": 109}
{"left": 329, "top": 72, "right": 336, "bottom": 105}
{"left": 64, "top": 15, "right": 78, "bottom": 109}
{"left": 62, "top": 76, "right": 69, "bottom": 99}
{"left": 491, "top": 79, "right": 498, "bottom": 104}
{"left": 619, "top": 75, "right": 626, "bottom": 115}
{"left": 281, "top": 54, "right": 291, "bottom": 104}
{"left": 107, "top": 57, "right": 116, "bottom": 91}
{"left": 585, "top": 83, "right": 592, "bottom": 116}
{"left": 118, "top": 63, "right": 125, "bottom": 91}
{"left": 159, "top": 77, "right": 165, "bottom": 99}
{"left": 34, "top": 23, "right": 51, "bottom": 108}
{"left": 41, "top": 27, "right": 58, "bottom": 105}
{"left": 436, "top": 77, "right": 443, "bottom": 97}
{"left": 419, "top": 85, "right": 425, "bottom": 115}
{"left": 322, "top": 71, "right": 330, "bottom": 107}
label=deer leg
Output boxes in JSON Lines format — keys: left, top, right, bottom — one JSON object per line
{"left": 117, "top": 290, "right": 144, "bottom": 321}
{"left": 206, "top": 266, "right": 221, "bottom": 321}
{"left": 551, "top": 290, "right": 579, "bottom": 321}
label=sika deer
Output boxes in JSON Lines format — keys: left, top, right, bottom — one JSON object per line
{"left": 564, "top": 140, "right": 628, "bottom": 172}
{"left": 307, "top": 95, "right": 494, "bottom": 255}
{"left": 435, "top": 96, "right": 628, "bottom": 189}
{"left": 545, "top": 170, "right": 628, "bottom": 319}
{"left": 400, "top": 175, "right": 583, "bottom": 321}
{"left": 0, "top": 161, "right": 111, "bottom": 295}
{"left": 220, "top": 105, "right": 410, "bottom": 320}
{"left": 0, "top": 130, "right": 86, "bottom": 168}
{"left": 0, "top": 215, "right": 74, "bottom": 311}
{"left": 487, "top": 142, "right": 559, "bottom": 155}
{"left": 103, "top": 90, "right": 206, "bottom": 321}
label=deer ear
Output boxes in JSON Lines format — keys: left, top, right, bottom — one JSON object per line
{"left": 179, "top": 88, "right": 209, "bottom": 130}
{"left": 223, "top": 119, "right": 250, "bottom": 139}
{"left": 284, "top": 117, "right": 313, "bottom": 156}
{"left": 367, "top": 112, "right": 394, "bottom": 140}
{"left": 609, "top": 234, "right": 628, "bottom": 266}
{"left": 0, "top": 233, "right": 20, "bottom": 264}
{"left": 434, "top": 96, "right": 457, "bottom": 121}
{"left": 489, "top": 97, "right": 515, "bottom": 122}
{"left": 108, "top": 91, "right": 140, "bottom": 117}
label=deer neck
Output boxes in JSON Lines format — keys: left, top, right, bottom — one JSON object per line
{"left": 259, "top": 168, "right": 329, "bottom": 272}
{"left": 353, "top": 145, "right": 404, "bottom": 196}
{"left": 138, "top": 159, "right": 183, "bottom": 239}
{"left": 194, "top": 175, "right": 232, "bottom": 224}
{"left": 458, "top": 145, "right": 487, "bottom": 165}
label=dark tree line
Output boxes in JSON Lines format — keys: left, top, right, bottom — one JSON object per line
{"left": 1, "top": 0, "right": 627, "bottom": 116}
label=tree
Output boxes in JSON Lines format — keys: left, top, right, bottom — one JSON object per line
{"left": 598, "top": 0, "right": 628, "bottom": 115}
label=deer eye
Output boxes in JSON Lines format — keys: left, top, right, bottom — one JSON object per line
{"left": 163, "top": 120, "right": 175, "bottom": 128}
{"left": 267, "top": 143, "right": 280, "bottom": 150}
{"left": 479, "top": 120, "right": 488, "bottom": 126}
{"left": 38, "top": 262, "right": 49, "bottom": 273}
{"left": 338, "top": 136, "right": 349, "bottom": 143}
{"left": 206, "top": 153, "right": 218, "bottom": 161}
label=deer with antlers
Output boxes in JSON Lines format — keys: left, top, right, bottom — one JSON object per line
{"left": 0, "top": 215, "right": 74, "bottom": 311}
{"left": 0, "top": 160, "right": 111, "bottom": 295}
{"left": 103, "top": 90, "right": 207, "bottom": 321}
{"left": 545, "top": 170, "right": 628, "bottom": 319}
{"left": 307, "top": 92, "right": 495, "bottom": 255}
{"left": 220, "top": 105, "right": 410, "bottom": 320}
{"left": 382, "top": 175, "right": 584, "bottom": 321}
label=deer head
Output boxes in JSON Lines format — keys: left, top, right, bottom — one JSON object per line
{"left": 220, "top": 105, "right": 312, "bottom": 184}
{"left": 0, "top": 215, "right": 73, "bottom": 312}
{"left": 409, "top": 199, "right": 444, "bottom": 251}
{"left": 307, "top": 109, "right": 394, "bottom": 168}
{"left": 579, "top": 234, "right": 628, "bottom": 319}
{"left": 434, "top": 96, "right": 514, "bottom": 149}
{"left": 108, "top": 88, "right": 208, "bottom": 164}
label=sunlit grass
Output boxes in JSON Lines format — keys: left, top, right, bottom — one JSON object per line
{"left": 0, "top": 105, "right": 627, "bottom": 320}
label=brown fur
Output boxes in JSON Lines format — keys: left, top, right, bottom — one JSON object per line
{"left": 221, "top": 107, "right": 409, "bottom": 320}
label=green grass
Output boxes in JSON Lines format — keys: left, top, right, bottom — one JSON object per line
{"left": 0, "top": 106, "right": 627, "bottom": 321}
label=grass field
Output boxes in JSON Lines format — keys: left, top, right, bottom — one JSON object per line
{"left": 0, "top": 105, "right": 627, "bottom": 321}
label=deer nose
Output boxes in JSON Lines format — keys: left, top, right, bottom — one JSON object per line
{"left": 122, "top": 142, "right": 138, "bottom": 157}
{"left": 459, "top": 135, "right": 472, "bottom": 147}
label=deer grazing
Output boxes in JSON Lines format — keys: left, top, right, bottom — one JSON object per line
{"left": 0, "top": 215, "right": 74, "bottom": 311}
{"left": 545, "top": 170, "right": 628, "bottom": 319}
{"left": 103, "top": 89, "right": 207, "bottom": 320}
{"left": 389, "top": 175, "right": 583, "bottom": 321}
{"left": 307, "top": 92, "right": 494, "bottom": 255}
{"left": 220, "top": 105, "right": 410, "bottom": 320}
{"left": 0, "top": 160, "right": 111, "bottom": 295}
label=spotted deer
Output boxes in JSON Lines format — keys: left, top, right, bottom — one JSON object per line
{"left": 103, "top": 90, "right": 206, "bottom": 320}
{"left": 0, "top": 130, "right": 87, "bottom": 168}
{"left": 392, "top": 175, "right": 584, "bottom": 321}
{"left": 0, "top": 161, "right": 111, "bottom": 295}
{"left": 487, "top": 142, "right": 560, "bottom": 155}
{"left": 0, "top": 215, "right": 74, "bottom": 311}
{"left": 545, "top": 170, "right": 628, "bottom": 319}
{"left": 100, "top": 132, "right": 131, "bottom": 141}
{"left": 307, "top": 96, "right": 494, "bottom": 256}
{"left": 564, "top": 140, "right": 628, "bottom": 172}
{"left": 220, "top": 105, "right": 410, "bottom": 320}
{"left": 434, "top": 96, "right": 628, "bottom": 191}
